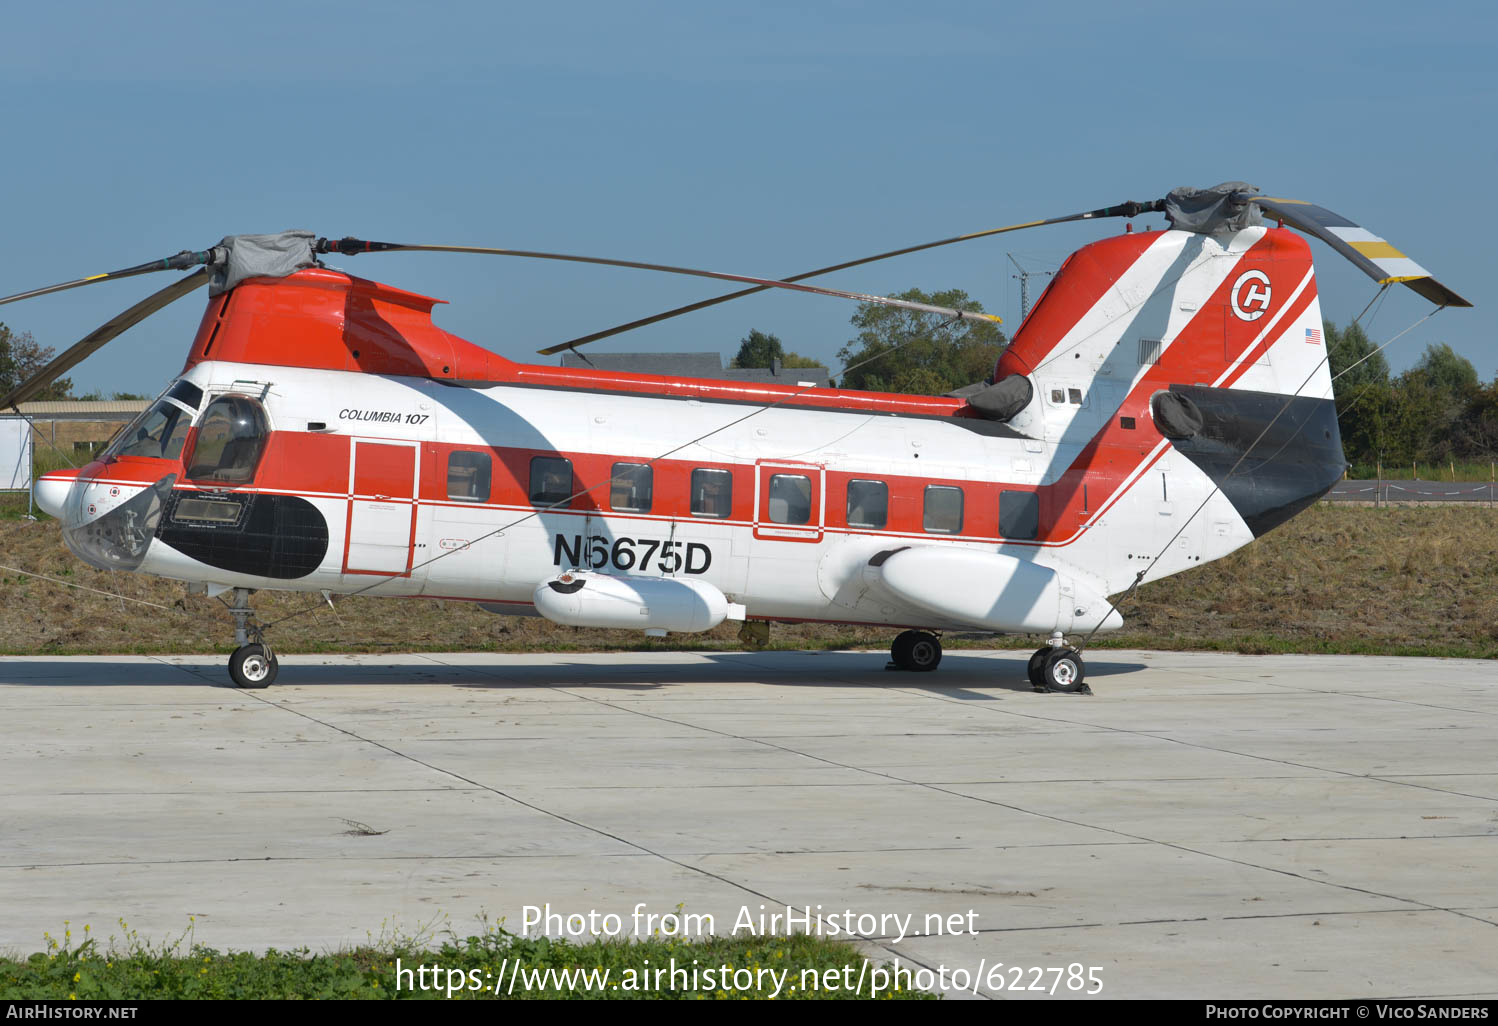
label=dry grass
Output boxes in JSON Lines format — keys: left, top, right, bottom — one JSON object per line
{"left": 0, "top": 504, "right": 1494, "bottom": 659}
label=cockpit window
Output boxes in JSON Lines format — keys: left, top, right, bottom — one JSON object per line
{"left": 109, "top": 399, "right": 193, "bottom": 461}
{"left": 185, "top": 395, "right": 270, "bottom": 484}
{"left": 166, "top": 379, "right": 204, "bottom": 412}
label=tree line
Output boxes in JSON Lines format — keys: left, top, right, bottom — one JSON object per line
{"left": 1326, "top": 321, "right": 1497, "bottom": 470}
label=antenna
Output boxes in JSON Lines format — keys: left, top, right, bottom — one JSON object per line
{"left": 1008, "top": 253, "right": 1056, "bottom": 323}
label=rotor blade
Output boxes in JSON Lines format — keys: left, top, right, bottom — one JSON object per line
{"left": 317, "top": 238, "right": 1004, "bottom": 327}
{"left": 1255, "top": 197, "right": 1471, "bottom": 308}
{"left": 0, "top": 249, "right": 215, "bottom": 309}
{"left": 0, "top": 267, "right": 211, "bottom": 410}
{"left": 526, "top": 198, "right": 1163, "bottom": 355}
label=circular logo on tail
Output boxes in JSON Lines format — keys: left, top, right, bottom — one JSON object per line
{"left": 1231, "top": 270, "right": 1272, "bottom": 321}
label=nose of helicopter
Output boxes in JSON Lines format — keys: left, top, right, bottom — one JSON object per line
{"left": 33, "top": 471, "right": 76, "bottom": 520}
{"left": 37, "top": 470, "right": 177, "bottom": 571}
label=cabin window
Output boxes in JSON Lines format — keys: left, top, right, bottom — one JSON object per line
{"left": 610, "top": 462, "right": 653, "bottom": 513}
{"left": 999, "top": 490, "right": 1039, "bottom": 540}
{"left": 529, "top": 456, "right": 574, "bottom": 508}
{"left": 846, "top": 479, "right": 888, "bottom": 529}
{"left": 767, "top": 474, "right": 812, "bottom": 525}
{"left": 923, "top": 485, "right": 964, "bottom": 534}
{"left": 690, "top": 468, "right": 733, "bottom": 519}
{"left": 183, "top": 395, "right": 269, "bottom": 483}
{"left": 1068, "top": 387, "right": 1084, "bottom": 405}
{"left": 447, "top": 451, "right": 491, "bottom": 502}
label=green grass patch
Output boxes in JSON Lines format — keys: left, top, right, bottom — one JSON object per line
{"left": 0, "top": 921, "right": 933, "bottom": 1000}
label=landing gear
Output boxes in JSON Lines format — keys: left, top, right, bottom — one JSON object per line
{"left": 226, "top": 588, "right": 277, "bottom": 689}
{"left": 890, "top": 630, "right": 942, "bottom": 672}
{"left": 1028, "top": 631, "right": 1090, "bottom": 694}
{"left": 229, "top": 643, "right": 278, "bottom": 689}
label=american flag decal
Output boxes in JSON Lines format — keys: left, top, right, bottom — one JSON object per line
{"left": 1305, "top": 327, "right": 1322, "bottom": 344}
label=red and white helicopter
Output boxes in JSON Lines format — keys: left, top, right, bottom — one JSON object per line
{"left": 4, "top": 183, "right": 1468, "bottom": 692}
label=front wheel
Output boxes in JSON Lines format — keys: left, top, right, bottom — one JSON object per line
{"left": 891, "top": 630, "right": 942, "bottom": 672}
{"left": 229, "top": 643, "right": 278, "bottom": 690}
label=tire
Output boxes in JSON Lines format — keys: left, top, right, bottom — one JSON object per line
{"left": 1027, "top": 647, "right": 1050, "bottom": 687}
{"left": 229, "top": 643, "right": 278, "bottom": 689}
{"left": 891, "top": 630, "right": 942, "bottom": 672}
{"left": 1042, "top": 648, "right": 1086, "bottom": 693}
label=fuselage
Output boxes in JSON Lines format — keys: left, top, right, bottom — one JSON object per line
{"left": 35, "top": 224, "right": 1347, "bottom": 637}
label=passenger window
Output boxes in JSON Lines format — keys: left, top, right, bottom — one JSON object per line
{"left": 529, "top": 456, "right": 573, "bottom": 508}
{"left": 767, "top": 474, "right": 811, "bottom": 525}
{"left": 846, "top": 479, "right": 888, "bottom": 529}
{"left": 999, "top": 490, "right": 1039, "bottom": 540}
{"left": 447, "top": 451, "right": 491, "bottom": 501}
{"left": 610, "top": 463, "right": 652, "bottom": 513}
{"left": 1068, "top": 388, "right": 1084, "bottom": 405}
{"left": 690, "top": 468, "right": 733, "bottom": 519}
{"left": 923, "top": 485, "right": 964, "bottom": 534}
{"left": 184, "top": 395, "right": 269, "bottom": 483}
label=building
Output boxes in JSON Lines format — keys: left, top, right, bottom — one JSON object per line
{"left": 7, "top": 399, "right": 149, "bottom": 459}
{"left": 559, "top": 352, "right": 831, "bottom": 387}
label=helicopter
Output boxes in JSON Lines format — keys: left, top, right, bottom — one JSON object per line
{"left": 2, "top": 182, "right": 1469, "bottom": 692}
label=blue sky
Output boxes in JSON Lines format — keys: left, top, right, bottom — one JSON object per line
{"left": 3, "top": 0, "right": 1493, "bottom": 394}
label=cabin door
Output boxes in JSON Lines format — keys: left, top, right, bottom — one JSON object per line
{"left": 344, "top": 439, "right": 419, "bottom": 575}
{"left": 752, "top": 460, "right": 824, "bottom": 543}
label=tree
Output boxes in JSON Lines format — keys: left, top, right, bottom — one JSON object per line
{"left": 1325, "top": 319, "right": 1388, "bottom": 395}
{"left": 729, "top": 329, "right": 821, "bottom": 370}
{"left": 0, "top": 322, "right": 72, "bottom": 401}
{"left": 836, "top": 288, "right": 1006, "bottom": 395}
{"left": 1408, "top": 342, "right": 1478, "bottom": 397}
{"left": 1450, "top": 380, "right": 1498, "bottom": 461}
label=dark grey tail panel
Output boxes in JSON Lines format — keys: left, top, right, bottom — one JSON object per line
{"left": 1164, "top": 385, "right": 1345, "bottom": 538}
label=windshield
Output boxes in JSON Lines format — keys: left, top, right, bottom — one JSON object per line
{"left": 107, "top": 399, "right": 193, "bottom": 461}
{"left": 102, "top": 379, "right": 204, "bottom": 462}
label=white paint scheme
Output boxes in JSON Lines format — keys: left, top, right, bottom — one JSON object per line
{"left": 48, "top": 226, "right": 1339, "bottom": 640}
{"left": 130, "top": 350, "right": 1247, "bottom": 635}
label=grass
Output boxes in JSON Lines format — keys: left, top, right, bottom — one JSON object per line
{"left": 0, "top": 920, "right": 932, "bottom": 1000}
{"left": 1346, "top": 460, "right": 1498, "bottom": 482}
{"left": 0, "top": 503, "right": 1494, "bottom": 659}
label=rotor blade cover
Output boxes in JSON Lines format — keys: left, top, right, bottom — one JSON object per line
{"left": 1163, "top": 182, "right": 1265, "bottom": 234}
{"left": 209, "top": 231, "right": 318, "bottom": 295}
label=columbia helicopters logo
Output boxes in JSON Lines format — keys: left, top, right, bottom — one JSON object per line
{"left": 1230, "top": 270, "right": 1272, "bottom": 321}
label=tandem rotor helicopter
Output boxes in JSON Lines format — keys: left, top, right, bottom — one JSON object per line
{"left": 1, "top": 183, "right": 1469, "bottom": 692}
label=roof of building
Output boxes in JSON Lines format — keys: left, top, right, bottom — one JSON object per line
{"left": 559, "top": 352, "right": 832, "bottom": 386}
{"left": 9, "top": 400, "right": 149, "bottom": 416}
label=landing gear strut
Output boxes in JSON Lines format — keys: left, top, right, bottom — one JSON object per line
{"left": 226, "top": 588, "right": 278, "bottom": 689}
{"left": 889, "top": 630, "right": 942, "bottom": 672}
{"left": 1027, "top": 631, "right": 1089, "bottom": 694}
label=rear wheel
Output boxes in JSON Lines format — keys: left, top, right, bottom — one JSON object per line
{"left": 1042, "top": 648, "right": 1086, "bottom": 693}
{"left": 891, "top": 631, "right": 942, "bottom": 672}
{"left": 229, "top": 644, "right": 278, "bottom": 689}
{"left": 1027, "top": 647, "right": 1050, "bottom": 687}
